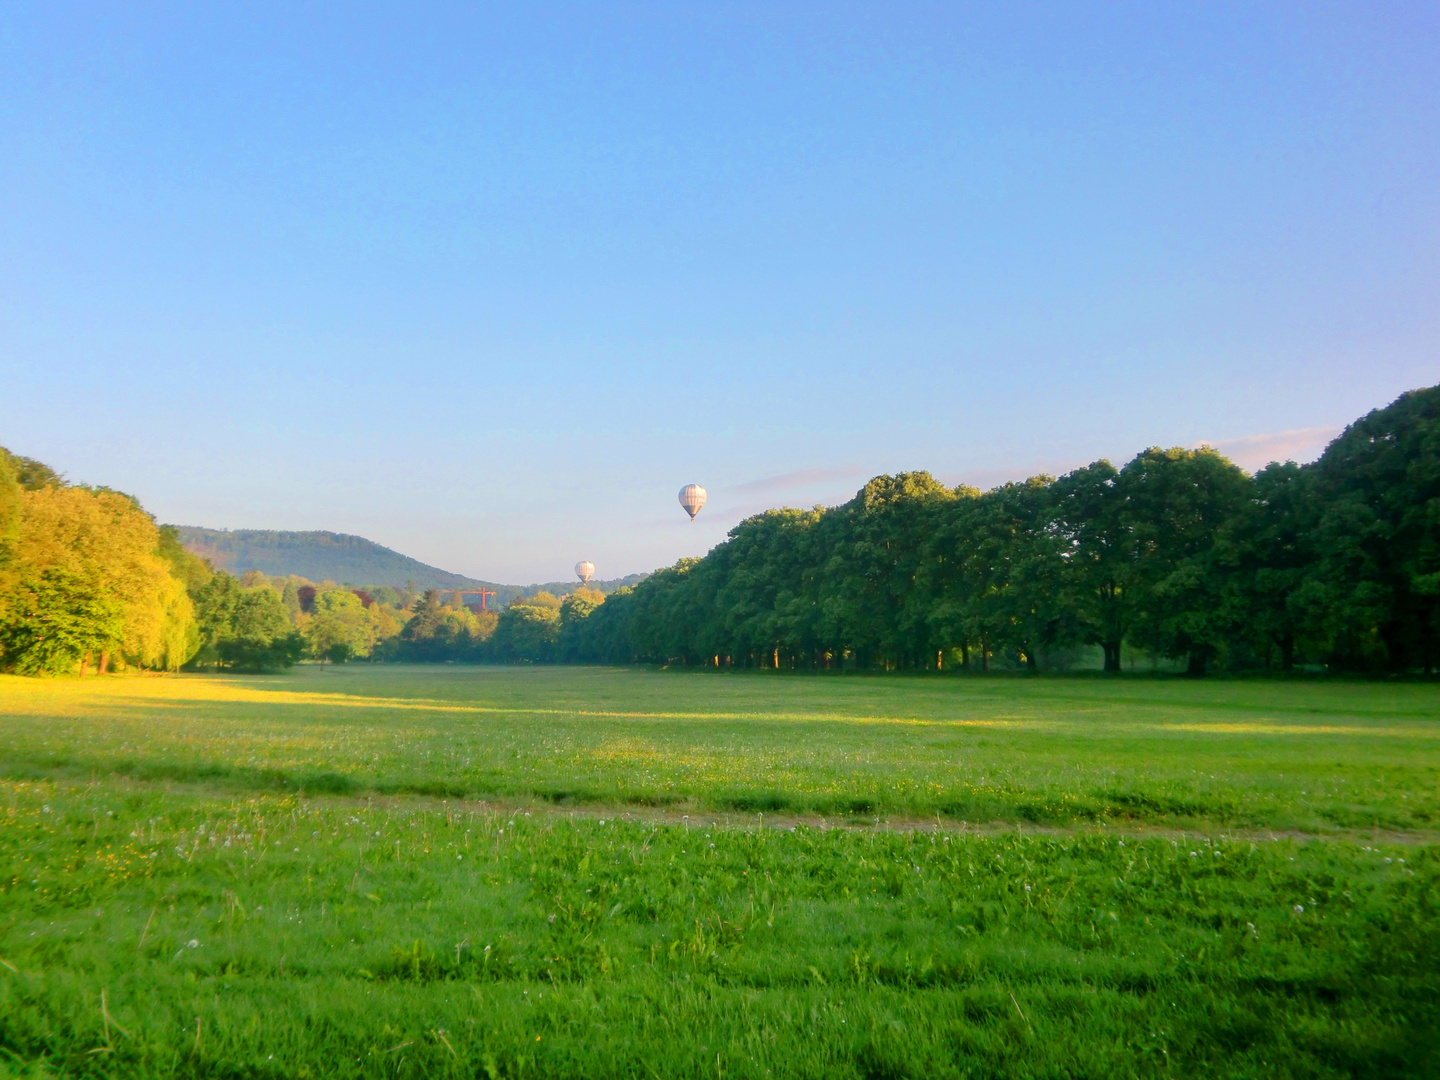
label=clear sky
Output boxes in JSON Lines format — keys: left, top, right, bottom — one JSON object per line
{"left": 2, "top": 3, "right": 1437, "bottom": 584}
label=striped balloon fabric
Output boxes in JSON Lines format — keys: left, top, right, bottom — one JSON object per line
{"left": 575, "top": 560, "right": 595, "bottom": 584}
{"left": 678, "top": 484, "right": 707, "bottom": 520}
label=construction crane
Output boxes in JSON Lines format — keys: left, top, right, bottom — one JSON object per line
{"left": 448, "top": 587, "right": 498, "bottom": 611}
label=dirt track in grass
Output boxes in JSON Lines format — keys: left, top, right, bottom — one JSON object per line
{"left": 335, "top": 790, "right": 1440, "bottom": 846}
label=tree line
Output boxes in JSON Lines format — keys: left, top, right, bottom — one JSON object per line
{"left": 2, "top": 385, "right": 1435, "bottom": 676}
{"left": 0, "top": 453, "right": 199, "bottom": 674}
{"left": 0, "top": 444, "right": 598, "bottom": 674}
{"left": 557, "top": 386, "right": 1440, "bottom": 674}
{"left": 0, "top": 450, "right": 401, "bottom": 674}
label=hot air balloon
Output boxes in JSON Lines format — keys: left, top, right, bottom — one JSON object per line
{"left": 575, "top": 560, "right": 595, "bottom": 585}
{"left": 679, "top": 484, "right": 707, "bottom": 521}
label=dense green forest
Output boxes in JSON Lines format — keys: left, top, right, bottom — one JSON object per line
{"left": 560, "top": 385, "right": 1440, "bottom": 675}
{"left": 0, "top": 451, "right": 629, "bottom": 674}
{"left": 2, "top": 385, "right": 1436, "bottom": 676}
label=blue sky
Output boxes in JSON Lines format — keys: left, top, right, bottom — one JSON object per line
{"left": 2, "top": 3, "right": 1437, "bottom": 583}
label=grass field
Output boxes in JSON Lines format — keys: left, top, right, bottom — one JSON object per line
{"left": 0, "top": 666, "right": 1437, "bottom": 1078}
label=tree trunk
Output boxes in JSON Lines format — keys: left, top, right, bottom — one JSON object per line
{"left": 80, "top": 653, "right": 90, "bottom": 677}
{"left": 99, "top": 651, "right": 110, "bottom": 675}
{"left": 1280, "top": 633, "right": 1295, "bottom": 672}
{"left": 981, "top": 635, "right": 990, "bottom": 673}
{"left": 1103, "top": 641, "right": 1121, "bottom": 673}
{"left": 960, "top": 642, "right": 969, "bottom": 670}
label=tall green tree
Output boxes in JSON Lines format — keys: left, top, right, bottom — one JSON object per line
{"left": 929, "top": 478, "right": 1070, "bottom": 671}
{"left": 567, "top": 586, "right": 635, "bottom": 663}
{"left": 1235, "top": 462, "right": 1324, "bottom": 670}
{"left": 188, "top": 575, "right": 301, "bottom": 672}
{"left": 218, "top": 586, "right": 303, "bottom": 671}
{"left": 557, "top": 588, "right": 606, "bottom": 662}
{"left": 490, "top": 593, "right": 562, "bottom": 662}
{"left": 1122, "top": 447, "right": 1252, "bottom": 675}
{"left": 191, "top": 572, "right": 241, "bottom": 668}
{"left": 0, "top": 480, "right": 196, "bottom": 674}
{"left": 624, "top": 561, "right": 702, "bottom": 664}
{"left": 709, "top": 509, "right": 826, "bottom": 667}
{"left": 821, "top": 473, "right": 956, "bottom": 669}
{"left": 1050, "top": 460, "right": 1135, "bottom": 672}
{"left": 0, "top": 568, "right": 126, "bottom": 675}
{"left": 304, "top": 588, "right": 377, "bottom": 662}
{"left": 1308, "top": 386, "right": 1440, "bottom": 671}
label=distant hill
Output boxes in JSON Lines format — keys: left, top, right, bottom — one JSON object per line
{"left": 173, "top": 527, "right": 646, "bottom": 603}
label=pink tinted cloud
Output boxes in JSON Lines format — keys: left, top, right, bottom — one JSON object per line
{"left": 1195, "top": 426, "right": 1341, "bottom": 471}
{"left": 724, "top": 466, "right": 863, "bottom": 495}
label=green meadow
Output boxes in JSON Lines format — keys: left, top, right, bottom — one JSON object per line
{"left": 0, "top": 667, "right": 1437, "bottom": 1078}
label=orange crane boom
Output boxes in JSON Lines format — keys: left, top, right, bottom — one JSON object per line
{"left": 449, "top": 587, "right": 498, "bottom": 611}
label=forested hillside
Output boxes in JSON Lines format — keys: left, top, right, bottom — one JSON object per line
{"left": 175, "top": 527, "right": 646, "bottom": 603}
{"left": 176, "top": 527, "right": 510, "bottom": 595}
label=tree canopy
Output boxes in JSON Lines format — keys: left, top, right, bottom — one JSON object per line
{"left": 546, "top": 386, "right": 1440, "bottom": 675}
{"left": 4, "top": 385, "right": 1437, "bottom": 677}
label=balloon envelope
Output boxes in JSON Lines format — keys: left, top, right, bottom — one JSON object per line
{"left": 575, "top": 560, "right": 595, "bottom": 584}
{"left": 679, "top": 484, "right": 707, "bottom": 520}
